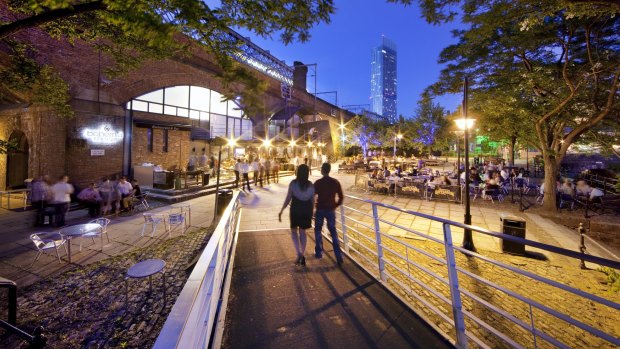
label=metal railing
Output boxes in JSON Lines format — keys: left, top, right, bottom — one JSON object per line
{"left": 331, "top": 194, "right": 620, "bottom": 349}
{"left": 0, "top": 277, "right": 46, "bottom": 348}
{"left": 153, "top": 191, "right": 241, "bottom": 349}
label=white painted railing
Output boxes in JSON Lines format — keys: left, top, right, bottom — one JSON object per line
{"left": 153, "top": 191, "right": 241, "bottom": 349}
{"left": 332, "top": 194, "right": 620, "bottom": 349}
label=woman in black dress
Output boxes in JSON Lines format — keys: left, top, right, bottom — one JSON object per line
{"left": 279, "top": 164, "right": 315, "bottom": 266}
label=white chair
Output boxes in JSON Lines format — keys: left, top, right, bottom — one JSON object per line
{"left": 141, "top": 213, "right": 168, "bottom": 238}
{"left": 30, "top": 233, "right": 67, "bottom": 267}
{"left": 80, "top": 218, "right": 110, "bottom": 251}
{"left": 168, "top": 210, "right": 186, "bottom": 234}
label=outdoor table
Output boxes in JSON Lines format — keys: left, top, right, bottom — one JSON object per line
{"left": 59, "top": 223, "right": 102, "bottom": 263}
{"left": 172, "top": 203, "right": 191, "bottom": 226}
{"left": 125, "top": 259, "right": 166, "bottom": 309}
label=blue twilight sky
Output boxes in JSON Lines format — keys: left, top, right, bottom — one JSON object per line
{"left": 232, "top": 0, "right": 463, "bottom": 118}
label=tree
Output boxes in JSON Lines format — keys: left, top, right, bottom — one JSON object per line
{"left": 422, "top": 1, "right": 620, "bottom": 212}
{"left": 409, "top": 91, "right": 449, "bottom": 155}
{"left": 0, "top": 0, "right": 335, "bottom": 115}
{"left": 347, "top": 115, "right": 384, "bottom": 158}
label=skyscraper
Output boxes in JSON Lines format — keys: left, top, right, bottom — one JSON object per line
{"left": 370, "top": 36, "right": 397, "bottom": 124}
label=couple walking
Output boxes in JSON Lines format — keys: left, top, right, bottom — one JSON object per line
{"left": 278, "top": 162, "right": 343, "bottom": 267}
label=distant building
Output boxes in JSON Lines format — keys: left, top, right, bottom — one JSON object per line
{"left": 370, "top": 37, "right": 397, "bottom": 124}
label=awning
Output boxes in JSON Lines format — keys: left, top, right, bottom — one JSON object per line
{"left": 134, "top": 119, "right": 192, "bottom": 131}
{"left": 190, "top": 127, "right": 210, "bottom": 141}
{"left": 271, "top": 106, "right": 301, "bottom": 121}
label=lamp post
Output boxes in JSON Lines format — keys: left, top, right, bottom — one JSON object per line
{"left": 456, "top": 77, "right": 476, "bottom": 252}
{"left": 454, "top": 130, "right": 464, "bottom": 188}
{"left": 339, "top": 122, "right": 346, "bottom": 156}
{"left": 393, "top": 133, "right": 403, "bottom": 158}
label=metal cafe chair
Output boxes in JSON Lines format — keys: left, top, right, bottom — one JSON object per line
{"left": 80, "top": 218, "right": 110, "bottom": 251}
{"left": 167, "top": 210, "right": 187, "bottom": 234}
{"left": 29, "top": 233, "right": 67, "bottom": 267}
{"left": 130, "top": 192, "right": 150, "bottom": 213}
{"left": 141, "top": 213, "right": 168, "bottom": 238}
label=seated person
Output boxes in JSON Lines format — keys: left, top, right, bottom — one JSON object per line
{"left": 433, "top": 175, "right": 451, "bottom": 186}
{"left": 559, "top": 179, "right": 575, "bottom": 197}
{"left": 382, "top": 167, "right": 391, "bottom": 178}
{"left": 116, "top": 176, "right": 133, "bottom": 211}
{"left": 492, "top": 172, "right": 505, "bottom": 185}
{"left": 486, "top": 178, "right": 500, "bottom": 189}
{"left": 77, "top": 182, "right": 102, "bottom": 218}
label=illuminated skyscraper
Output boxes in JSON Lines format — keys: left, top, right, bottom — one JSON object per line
{"left": 370, "top": 37, "right": 397, "bottom": 124}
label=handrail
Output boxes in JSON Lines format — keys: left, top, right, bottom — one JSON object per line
{"left": 333, "top": 194, "right": 620, "bottom": 349}
{"left": 153, "top": 191, "right": 241, "bottom": 349}
{"left": 0, "top": 277, "right": 47, "bottom": 348}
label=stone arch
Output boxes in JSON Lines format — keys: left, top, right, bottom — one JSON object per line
{"left": 103, "top": 60, "right": 229, "bottom": 106}
{"left": 6, "top": 130, "right": 29, "bottom": 189}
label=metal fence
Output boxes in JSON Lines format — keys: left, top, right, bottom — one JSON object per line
{"left": 333, "top": 194, "right": 620, "bottom": 349}
{"left": 152, "top": 191, "right": 241, "bottom": 349}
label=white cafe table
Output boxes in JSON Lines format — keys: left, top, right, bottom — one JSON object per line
{"left": 59, "top": 223, "right": 102, "bottom": 263}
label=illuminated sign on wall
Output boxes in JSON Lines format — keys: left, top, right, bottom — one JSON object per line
{"left": 82, "top": 124, "right": 124, "bottom": 144}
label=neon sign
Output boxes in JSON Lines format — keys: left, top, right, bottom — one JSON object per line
{"left": 82, "top": 124, "right": 124, "bottom": 144}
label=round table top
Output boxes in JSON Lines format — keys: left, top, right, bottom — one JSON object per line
{"left": 127, "top": 259, "right": 166, "bottom": 278}
{"left": 60, "top": 223, "right": 102, "bottom": 237}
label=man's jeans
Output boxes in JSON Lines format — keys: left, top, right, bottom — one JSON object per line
{"left": 314, "top": 209, "right": 343, "bottom": 262}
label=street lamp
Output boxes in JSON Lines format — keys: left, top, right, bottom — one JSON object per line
{"left": 393, "top": 133, "right": 403, "bottom": 158}
{"left": 456, "top": 77, "right": 476, "bottom": 252}
{"left": 339, "top": 122, "right": 346, "bottom": 155}
{"left": 454, "top": 130, "right": 464, "bottom": 187}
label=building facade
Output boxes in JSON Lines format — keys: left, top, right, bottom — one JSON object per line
{"left": 0, "top": 25, "right": 352, "bottom": 190}
{"left": 370, "top": 37, "right": 397, "bottom": 124}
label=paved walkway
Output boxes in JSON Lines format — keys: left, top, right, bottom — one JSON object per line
{"left": 238, "top": 168, "right": 619, "bottom": 263}
{"left": 0, "top": 191, "right": 218, "bottom": 288}
{"left": 1, "top": 166, "right": 617, "bottom": 289}
{"left": 222, "top": 229, "right": 452, "bottom": 349}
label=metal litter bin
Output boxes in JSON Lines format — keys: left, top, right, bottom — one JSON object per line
{"left": 202, "top": 172, "right": 210, "bottom": 186}
{"left": 500, "top": 214, "right": 526, "bottom": 255}
{"left": 216, "top": 189, "right": 233, "bottom": 216}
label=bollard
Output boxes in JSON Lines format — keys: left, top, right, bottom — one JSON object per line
{"left": 578, "top": 223, "right": 587, "bottom": 269}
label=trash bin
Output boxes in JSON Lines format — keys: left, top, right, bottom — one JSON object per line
{"left": 500, "top": 214, "right": 526, "bottom": 255}
{"left": 202, "top": 172, "right": 210, "bottom": 186}
{"left": 216, "top": 189, "right": 233, "bottom": 216}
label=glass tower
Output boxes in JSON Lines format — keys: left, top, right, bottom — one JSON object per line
{"left": 370, "top": 37, "right": 397, "bottom": 124}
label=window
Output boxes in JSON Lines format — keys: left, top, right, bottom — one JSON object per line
{"left": 163, "top": 129, "right": 169, "bottom": 152}
{"left": 128, "top": 85, "right": 251, "bottom": 139}
{"left": 147, "top": 128, "right": 153, "bottom": 152}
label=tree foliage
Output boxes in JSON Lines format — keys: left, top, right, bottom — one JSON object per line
{"left": 0, "top": 0, "right": 335, "bottom": 116}
{"left": 421, "top": 0, "right": 620, "bottom": 211}
{"left": 347, "top": 114, "right": 386, "bottom": 157}
{"left": 408, "top": 91, "right": 449, "bottom": 151}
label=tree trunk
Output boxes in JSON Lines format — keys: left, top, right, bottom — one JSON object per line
{"left": 509, "top": 136, "right": 517, "bottom": 166}
{"left": 541, "top": 155, "right": 559, "bottom": 212}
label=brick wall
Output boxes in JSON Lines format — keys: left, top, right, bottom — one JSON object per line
{"left": 132, "top": 126, "right": 190, "bottom": 171}
{"left": 0, "top": 106, "right": 67, "bottom": 189}
{"left": 65, "top": 114, "right": 125, "bottom": 186}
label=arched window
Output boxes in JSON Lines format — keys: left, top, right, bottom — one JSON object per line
{"left": 126, "top": 86, "right": 252, "bottom": 140}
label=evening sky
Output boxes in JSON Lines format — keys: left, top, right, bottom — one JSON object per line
{"left": 232, "top": 0, "right": 463, "bottom": 118}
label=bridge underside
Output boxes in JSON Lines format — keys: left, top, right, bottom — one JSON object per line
{"left": 222, "top": 228, "right": 452, "bottom": 349}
